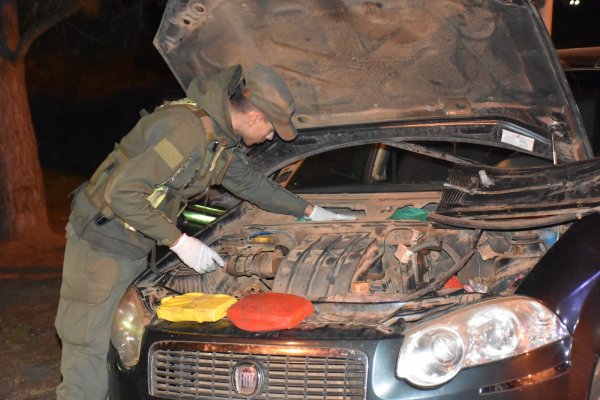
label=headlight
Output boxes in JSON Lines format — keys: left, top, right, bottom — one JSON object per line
{"left": 111, "top": 288, "right": 149, "bottom": 368}
{"left": 397, "top": 296, "right": 569, "bottom": 387}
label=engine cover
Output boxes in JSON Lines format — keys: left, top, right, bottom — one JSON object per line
{"left": 272, "top": 233, "right": 377, "bottom": 299}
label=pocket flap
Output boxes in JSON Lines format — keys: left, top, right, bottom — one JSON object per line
{"left": 60, "top": 276, "right": 112, "bottom": 305}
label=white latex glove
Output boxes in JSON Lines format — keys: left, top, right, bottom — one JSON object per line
{"left": 170, "top": 233, "right": 225, "bottom": 274}
{"left": 309, "top": 206, "right": 356, "bottom": 221}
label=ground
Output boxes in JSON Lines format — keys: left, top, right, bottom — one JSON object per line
{"left": 0, "top": 171, "right": 82, "bottom": 400}
{"left": 0, "top": 277, "right": 62, "bottom": 399}
{"left": 0, "top": 171, "right": 81, "bottom": 278}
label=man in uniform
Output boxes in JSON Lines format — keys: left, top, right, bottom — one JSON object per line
{"left": 55, "top": 64, "right": 353, "bottom": 399}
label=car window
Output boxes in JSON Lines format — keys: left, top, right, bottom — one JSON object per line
{"left": 284, "top": 142, "right": 519, "bottom": 194}
{"left": 285, "top": 145, "right": 373, "bottom": 189}
{"left": 370, "top": 145, "right": 450, "bottom": 186}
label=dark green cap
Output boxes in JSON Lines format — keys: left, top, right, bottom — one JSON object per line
{"left": 243, "top": 64, "right": 297, "bottom": 141}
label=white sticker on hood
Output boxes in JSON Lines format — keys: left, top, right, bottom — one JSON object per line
{"left": 501, "top": 129, "right": 535, "bottom": 151}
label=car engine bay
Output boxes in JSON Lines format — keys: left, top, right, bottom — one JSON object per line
{"left": 139, "top": 196, "right": 567, "bottom": 328}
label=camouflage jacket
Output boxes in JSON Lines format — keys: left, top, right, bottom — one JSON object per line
{"left": 77, "top": 66, "right": 307, "bottom": 256}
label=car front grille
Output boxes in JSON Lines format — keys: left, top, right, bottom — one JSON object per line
{"left": 149, "top": 341, "right": 368, "bottom": 399}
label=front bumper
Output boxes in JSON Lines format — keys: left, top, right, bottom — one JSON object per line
{"left": 108, "top": 320, "right": 597, "bottom": 400}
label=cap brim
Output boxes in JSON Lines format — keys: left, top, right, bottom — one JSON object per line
{"left": 271, "top": 117, "right": 297, "bottom": 141}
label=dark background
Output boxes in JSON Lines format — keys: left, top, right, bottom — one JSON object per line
{"left": 552, "top": 0, "right": 600, "bottom": 49}
{"left": 26, "top": 0, "right": 600, "bottom": 178}
{"left": 27, "top": 0, "right": 183, "bottom": 177}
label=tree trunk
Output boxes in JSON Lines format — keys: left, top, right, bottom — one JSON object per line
{"left": 0, "top": 1, "right": 51, "bottom": 239}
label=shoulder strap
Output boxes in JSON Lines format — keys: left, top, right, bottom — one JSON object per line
{"left": 189, "top": 108, "right": 233, "bottom": 186}
{"left": 192, "top": 109, "right": 216, "bottom": 142}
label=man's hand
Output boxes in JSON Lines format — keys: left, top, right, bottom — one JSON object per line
{"left": 308, "top": 205, "right": 356, "bottom": 221}
{"left": 170, "top": 233, "right": 225, "bottom": 274}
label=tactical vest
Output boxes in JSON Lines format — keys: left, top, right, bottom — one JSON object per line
{"left": 74, "top": 106, "right": 232, "bottom": 257}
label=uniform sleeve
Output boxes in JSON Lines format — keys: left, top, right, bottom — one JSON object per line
{"left": 220, "top": 147, "right": 308, "bottom": 217}
{"left": 105, "top": 112, "right": 201, "bottom": 246}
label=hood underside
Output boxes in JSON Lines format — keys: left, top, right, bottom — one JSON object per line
{"left": 154, "top": 0, "right": 588, "bottom": 151}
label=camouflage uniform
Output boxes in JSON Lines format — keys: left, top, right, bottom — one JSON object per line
{"left": 55, "top": 65, "right": 307, "bottom": 399}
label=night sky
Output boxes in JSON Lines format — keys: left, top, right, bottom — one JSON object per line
{"left": 26, "top": 0, "right": 600, "bottom": 177}
{"left": 552, "top": 0, "right": 600, "bottom": 49}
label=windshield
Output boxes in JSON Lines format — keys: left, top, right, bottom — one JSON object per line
{"left": 274, "top": 142, "right": 549, "bottom": 194}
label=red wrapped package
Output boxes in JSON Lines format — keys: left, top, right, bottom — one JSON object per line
{"left": 227, "top": 292, "right": 313, "bottom": 332}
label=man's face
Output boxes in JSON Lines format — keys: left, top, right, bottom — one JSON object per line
{"left": 240, "top": 111, "right": 275, "bottom": 146}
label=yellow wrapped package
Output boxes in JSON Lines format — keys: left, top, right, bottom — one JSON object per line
{"left": 157, "top": 293, "right": 237, "bottom": 323}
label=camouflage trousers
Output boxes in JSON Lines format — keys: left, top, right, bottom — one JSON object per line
{"left": 55, "top": 231, "right": 146, "bottom": 400}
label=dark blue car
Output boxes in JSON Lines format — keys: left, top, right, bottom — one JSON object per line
{"left": 108, "top": 1, "right": 600, "bottom": 398}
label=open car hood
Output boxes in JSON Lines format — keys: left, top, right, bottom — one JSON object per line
{"left": 154, "top": 0, "right": 591, "bottom": 160}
